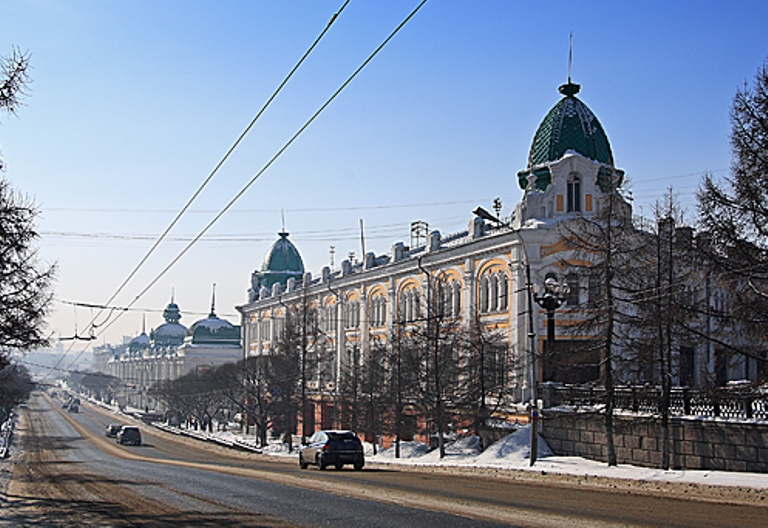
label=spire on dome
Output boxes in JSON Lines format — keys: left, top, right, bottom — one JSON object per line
{"left": 210, "top": 283, "right": 217, "bottom": 318}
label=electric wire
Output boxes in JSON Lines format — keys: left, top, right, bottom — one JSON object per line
{"left": 45, "top": 1, "right": 352, "bottom": 380}
{"left": 87, "top": 0, "right": 351, "bottom": 332}
{"left": 57, "top": 0, "right": 429, "bottom": 376}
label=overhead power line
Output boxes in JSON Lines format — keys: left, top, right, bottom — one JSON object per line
{"left": 57, "top": 0, "right": 429, "bottom": 377}
{"left": 46, "top": 1, "right": 352, "bottom": 380}
{"left": 115, "top": 0, "right": 429, "bottom": 317}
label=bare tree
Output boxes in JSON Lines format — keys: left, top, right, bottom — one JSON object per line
{"left": 697, "top": 58, "right": 768, "bottom": 375}
{"left": 560, "top": 188, "right": 636, "bottom": 466}
{"left": 458, "top": 317, "right": 511, "bottom": 440}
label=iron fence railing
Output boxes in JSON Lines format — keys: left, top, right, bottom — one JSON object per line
{"left": 541, "top": 384, "right": 768, "bottom": 420}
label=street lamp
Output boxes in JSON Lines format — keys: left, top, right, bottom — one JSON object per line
{"left": 529, "top": 274, "right": 569, "bottom": 466}
{"left": 534, "top": 275, "right": 570, "bottom": 359}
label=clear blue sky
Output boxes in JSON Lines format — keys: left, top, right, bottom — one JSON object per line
{"left": 1, "top": 1, "right": 767, "bottom": 356}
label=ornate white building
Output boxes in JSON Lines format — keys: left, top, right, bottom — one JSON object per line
{"left": 237, "top": 79, "right": 627, "bottom": 419}
{"left": 98, "top": 295, "right": 242, "bottom": 408}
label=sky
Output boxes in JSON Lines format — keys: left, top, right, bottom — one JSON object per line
{"left": 1, "top": 1, "right": 768, "bottom": 368}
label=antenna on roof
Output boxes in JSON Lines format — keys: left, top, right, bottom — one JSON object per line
{"left": 359, "top": 219, "right": 366, "bottom": 260}
{"left": 568, "top": 32, "right": 573, "bottom": 84}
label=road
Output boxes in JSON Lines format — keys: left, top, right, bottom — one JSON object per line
{"left": 1, "top": 392, "right": 766, "bottom": 527}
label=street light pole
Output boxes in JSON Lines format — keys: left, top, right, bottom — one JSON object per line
{"left": 530, "top": 275, "right": 570, "bottom": 465}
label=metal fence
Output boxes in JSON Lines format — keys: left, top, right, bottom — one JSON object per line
{"left": 542, "top": 384, "right": 768, "bottom": 420}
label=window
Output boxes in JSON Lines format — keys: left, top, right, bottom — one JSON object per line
{"left": 324, "top": 305, "right": 336, "bottom": 333}
{"left": 370, "top": 295, "right": 386, "bottom": 327}
{"left": 566, "top": 273, "right": 580, "bottom": 306}
{"left": 436, "top": 278, "right": 462, "bottom": 318}
{"left": 567, "top": 174, "right": 581, "bottom": 213}
{"left": 399, "top": 287, "right": 421, "bottom": 322}
{"left": 588, "top": 273, "right": 601, "bottom": 305}
{"left": 345, "top": 301, "right": 360, "bottom": 329}
{"left": 480, "top": 270, "right": 508, "bottom": 314}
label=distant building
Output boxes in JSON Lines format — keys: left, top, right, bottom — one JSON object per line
{"left": 100, "top": 294, "right": 241, "bottom": 408}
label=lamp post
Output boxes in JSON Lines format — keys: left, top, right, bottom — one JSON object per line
{"left": 529, "top": 275, "right": 570, "bottom": 465}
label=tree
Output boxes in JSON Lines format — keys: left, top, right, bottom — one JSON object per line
{"left": 0, "top": 47, "right": 55, "bottom": 411}
{"left": 211, "top": 358, "right": 276, "bottom": 446}
{"left": 0, "top": 362, "right": 34, "bottom": 422}
{"left": 153, "top": 370, "right": 226, "bottom": 432}
{"left": 697, "top": 59, "right": 768, "bottom": 375}
{"left": 560, "top": 185, "right": 635, "bottom": 467}
{"left": 458, "top": 317, "right": 511, "bottom": 439}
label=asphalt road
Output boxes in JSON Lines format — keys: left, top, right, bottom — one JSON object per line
{"left": 2, "top": 392, "right": 766, "bottom": 527}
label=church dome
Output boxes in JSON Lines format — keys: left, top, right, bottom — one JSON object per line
{"left": 151, "top": 299, "right": 187, "bottom": 348}
{"left": 254, "top": 231, "right": 305, "bottom": 290}
{"left": 185, "top": 312, "right": 241, "bottom": 346}
{"left": 527, "top": 82, "right": 614, "bottom": 168}
{"left": 128, "top": 331, "right": 150, "bottom": 354}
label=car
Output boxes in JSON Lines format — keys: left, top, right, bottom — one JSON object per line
{"left": 116, "top": 426, "right": 142, "bottom": 446}
{"left": 299, "top": 430, "right": 364, "bottom": 471}
{"left": 105, "top": 424, "right": 123, "bottom": 438}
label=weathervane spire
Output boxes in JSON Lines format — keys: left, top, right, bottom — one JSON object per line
{"left": 210, "top": 283, "right": 217, "bottom": 317}
{"left": 559, "top": 32, "right": 580, "bottom": 97}
{"left": 569, "top": 32, "right": 574, "bottom": 83}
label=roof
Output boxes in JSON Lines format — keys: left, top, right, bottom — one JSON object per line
{"left": 527, "top": 82, "right": 614, "bottom": 169}
{"left": 185, "top": 313, "right": 241, "bottom": 347}
{"left": 255, "top": 231, "right": 305, "bottom": 289}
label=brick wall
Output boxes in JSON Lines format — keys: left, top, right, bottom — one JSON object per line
{"left": 540, "top": 411, "right": 768, "bottom": 473}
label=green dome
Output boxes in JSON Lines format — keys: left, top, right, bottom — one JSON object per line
{"left": 528, "top": 82, "right": 614, "bottom": 168}
{"left": 255, "top": 231, "right": 305, "bottom": 290}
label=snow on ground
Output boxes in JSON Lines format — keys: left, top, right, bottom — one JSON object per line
{"left": 106, "top": 399, "right": 768, "bottom": 491}
{"left": 215, "top": 425, "right": 768, "bottom": 490}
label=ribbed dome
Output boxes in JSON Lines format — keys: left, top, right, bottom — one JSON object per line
{"left": 128, "top": 332, "right": 150, "bottom": 353}
{"left": 527, "top": 82, "right": 613, "bottom": 168}
{"left": 255, "top": 231, "right": 305, "bottom": 290}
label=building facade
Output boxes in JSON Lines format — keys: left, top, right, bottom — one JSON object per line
{"left": 237, "top": 80, "right": 630, "bottom": 430}
{"left": 98, "top": 296, "right": 242, "bottom": 409}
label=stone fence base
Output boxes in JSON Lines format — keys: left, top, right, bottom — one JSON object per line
{"left": 540, "top": 410, "right": 768, "bottom": 473}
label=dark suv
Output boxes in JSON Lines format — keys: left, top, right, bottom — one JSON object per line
{"left": 117, "top": 426, "right": 142, "bottom": 446}
{"left": 299, "top": 430, "right": 364, "bottom": 470}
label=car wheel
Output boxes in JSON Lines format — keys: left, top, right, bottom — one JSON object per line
{"left": 317, "top": 455, "right": 327, "bottom": 471}
{"left": 354, "top": 461, "right": 364, "bottom": 471}
{"left": 334, "top": 463, "right": 343, "bottom": 470}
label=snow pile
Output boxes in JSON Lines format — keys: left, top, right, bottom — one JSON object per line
{"left": 471, "top": 425, "right": 552, "bottom": 466}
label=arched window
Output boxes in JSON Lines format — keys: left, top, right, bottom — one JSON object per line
{"left": 480, "top": 275, "right": 490, "bottom": 313}
{"left": 567, "top": 174, "right": 581, "bottom": 213}
{"left": 435, "top": 278, "right": 462, "bottom": 318}
{"left": 324, "top": 304, "right": 336, "bottom": 333}
{"left": 370, "top": 295, "right": 386, "bottom": 327}
{"left": 345, "top": 301, "right": 360, "bottom": 329}
{"left": 480, "top": 270, "right": 509, "bottom": 314}
{"left": 399, "top": 286, "right": 421, "bottom": 322}
{"left": 452, "top": 280, "right": 462, "bottom": 316}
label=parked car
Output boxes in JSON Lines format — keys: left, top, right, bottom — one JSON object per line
{"left": 105, "top": 424, "right": 123, "bottom": 438}
{"left": 116, "top": 426, "right": 142, "bottom": 446}
{"left": 299, "top": 430, "right": 364, "bottom": 470}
